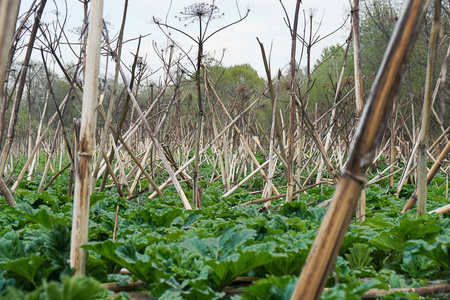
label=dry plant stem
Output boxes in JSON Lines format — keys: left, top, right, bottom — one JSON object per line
{"left": 352, "top": 0, "right": 364, "bottom": 116}
{"left": 291, "top": 0, "right": 431, "bottom": 298}
{"left": 120, "top": 76, "right": 192, "bottom": 210}
{"left": 10, "top": 93, "right": 70, "bottom": 192}
{"left": 402, "top": 139, "right": 450, "bottom": 213}
{"left": 361, "top": 283, "right": 450, "bottom": 299}
{"left": 0, "top": 175, "right": 15, "bottom": 205}
{"left": 430, "top": 204, "right": 450, "bottom": 214}
{"left": 286, "top": 0, "right": 301, "bottom": 203}
{"left": 204, "top": 73, "right": 229, "bottom": 191}
{"left": 223, "top": 160, "right": 270, "bottom": 198}
{"left": 100, "top": 39, "right": 140, "bottom": 192}
{"left": 27, "top": 90, "right": 48, "bottom": 181}
{"left": 429, "top": 126, "right": 450, "bottom": 152}
{"left": 112, "top": 205, "right": 120, "bottom": 241}
{"left": 429, "top": 203, "right": 450, "bottom": 214}
{"left": 102, "top": 151, "right": 124, "bottom": 198}
{"left": 149, "top": 96, "right": 262, "bottom": 199}
{"left": 38, "top": 122, "right": 61, "bottom": 192}
{"left": 257, "top": 38, "right": 288, "bottom": 165}
{"left": 39, "top": 47, "right": 75, "bottom": 177}
{"left": 389, "top": 103, "right": 396, "bottom": 187}
{"left": 193, "top": 55, "right": 204, "bottom": 210}
{"left": 296, "top": 100, "right": 340, "bottom": 185}
{"left": 266, "top": 74, "right": 280, "bottom": 203}
{"left": 396, "top": 137, "right": 420, "bottom": 195}
{"left": 257, "top": 124, "right": 303, "bottom": 189}
{"left": 115, "top": 130, "right": 163, "bottom": 196}
{"left": 129, "top": 143, "right": 153, "bottom": 194}
{"left": 0, "top": 0, "right": 20, "bottom": 206}
{"left": 70, "top": 0, "right": 104, "bottom": 275}
{"left": 109, "top": 135, "right": 129, "bottom": 198}
{"left": 0, "top": 0, "right": 46, "bottom": 177}
{"left": 417, "top": 0, "right": 441, "bottom": 215}
{"left": 237, "top": 182, "right": 326, "bottom": 206}
{"left": 92, "top": 0, "right": 129, "bottom": 189}
{"left": 0, "top": 0, "right": 20, "bottom": 146}
{"left": 350, "top": 0, "right": 367, "bottom": 221}
{"left": 205, "top": 74, "right": 280, "bottom": 196}
{"left": 397, "top": 44, "right": 450, "bottom": 195}
{"left": 42, "top": 163, "right": 71, "bottom": 191}
{"left": 316, "top": 34, "right": 351, "bottom": 184}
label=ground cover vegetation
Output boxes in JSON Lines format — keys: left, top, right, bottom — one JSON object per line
{"left": 0, "top": 0, "right": 449, "bottom": 299}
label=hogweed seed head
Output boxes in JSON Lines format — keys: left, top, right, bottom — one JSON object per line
{"left": 176, "top": 3, "right": 224, "bottom": 26}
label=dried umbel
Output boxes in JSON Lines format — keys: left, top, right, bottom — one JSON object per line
{"left": 176, "top": 3, "right": 224, "bottom": 25}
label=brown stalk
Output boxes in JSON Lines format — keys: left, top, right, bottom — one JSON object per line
{"left": 417, "top": 0, "right": 441, "bottom": 215}
{"left": 149, "top": 95, "right": 262, "bottom": 199}
{"left": 291, "top": 0, "right": 432, "bottom": 298}
{"left": 402, "top": 139, "right": 450, "bottom": 213}
{"left": 92, "top": 0, "right": 129, "bottom": 189}
{"left": 0, "top": 0, "right": 20, "bottom": 206}
{"left": 0, "top": 0, "right": 47, "bottom": 177}
{"left": 286, "top": 0, "right": 302, "bottom": 202}
{"left": 204, "top": 73, "right": 280, "bottom": 197}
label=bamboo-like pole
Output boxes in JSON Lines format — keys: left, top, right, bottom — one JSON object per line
{"left": 402, "top": 139, "right": 450, "bottom": 213}
{"left": 257, "top": 38, "right": 288, "bottom": 168}
{"left": 38, "top": 122, "right": 61, "bottom": 192}
{"left": 204, "top": 71, "right": 230, "bottom": 192}
{"left": 291, "top": 0, "right": 431, "bottom": 298}
{"left": 0, "top": 0, "right": 20, "bottom": 206}
{"left": 266, "top": 72, "right": 280, "bottom": 202}
{"left": 92, "top": 0, "right": 129, "bottom": 190}
{"left": 351, "top": 0, "right": 367, "bottom": 222}
{"left": 430, "top": 204, "right": 450, "bottom": 214}
{"left": 286, "top": 0, "right": 301, "bottom": 203}
{"left": 417, "top": 0, "right": 441, "bottom": 215}
{"left": 70, "top": 0, "right": 104, "bottom": 275}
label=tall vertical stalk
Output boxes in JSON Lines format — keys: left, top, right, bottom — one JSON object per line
{"left": 193, "top": 22, "right": 204, "bottom": 209}
{"left": 0, "top": 0, "right": 19, "bottom": 206}
{"left": 70, "top": 0, "right": 104, "bottom": 275}
{"left": 351, "top": 0, "right": 366, "bottom": 221}
{"left": 286, "top": 0, "right": 301, "bottom": 202}
{"left": 417, "top": 0, "right": 441, "bottom": 215}
{"left": 92, "top": 0, "right": 129, "bottom": 190}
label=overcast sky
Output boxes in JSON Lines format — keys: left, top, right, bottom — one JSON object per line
{"left": 20, "top": 0, "right": 350, "bottom": 80}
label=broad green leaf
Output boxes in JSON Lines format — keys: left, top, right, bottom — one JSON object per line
{"left": 41, "top": 275, "right": 105, "bottom": 300}
{"left": 207, "top": 246, "right": 285, "bottom": 290}
{"left": 242, "top": 275, "right": 296, "bottom": 300}
{"left": 218, "top": 227, "right": 256, "bottom": 258}
{"left": 82, "top": 240, "right": 124, "bottom": 264}
{"left": 0, "top": 254, "right": 47, "bottom": 288}
{"left": 151, "top": 207, "right": 184, "bottom": 227}
{"left": 12, "top": 203, "right": 67, "bottom": 229}
{"left": 180, "top": 236, "right": 220, "bottom": 260}
{"left": 0, "top": 232, "right": 26, "bottom": 262}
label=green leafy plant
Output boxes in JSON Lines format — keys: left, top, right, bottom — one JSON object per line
{"left": 345, "top": 243, "right": 373, "bottom": 269}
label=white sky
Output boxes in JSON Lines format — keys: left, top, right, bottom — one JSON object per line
{"left": 20, "top": 0, "right": 350, "bottom": 81}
